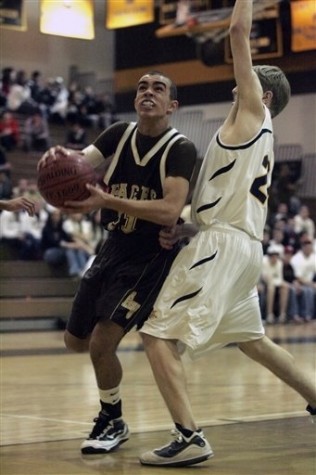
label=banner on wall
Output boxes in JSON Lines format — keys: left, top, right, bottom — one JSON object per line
{"left": 0, "top": 0, "right": 27, "bottom": 31}
{"left": 106, "top": 0, "right": 154, "bottom": 29}
{"left": 291, "top": 0, "right": 316, "bottom": 52}
{"left": 40, "top": 0, "right": 94, "bottom": 40}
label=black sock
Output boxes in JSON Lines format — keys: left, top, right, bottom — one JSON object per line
{"left": 100, "top": 399, "right": 122, "bottom": 420}
{"left": 175, "top": 422, "right": 194, "bottom": 438}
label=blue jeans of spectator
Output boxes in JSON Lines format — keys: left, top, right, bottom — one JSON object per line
{"left": 287, "top": 285, "right": 315, "bottom": 320}
{"left": 65, "top": 248, "right": 90, "bottom": 277}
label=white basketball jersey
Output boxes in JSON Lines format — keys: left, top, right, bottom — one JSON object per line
{"left": 191, "top": 106, "right": 274, "bottom": 241}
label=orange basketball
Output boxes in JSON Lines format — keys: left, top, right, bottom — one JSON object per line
{"left": 37, "top": 152, "right": 98, "bottom": 207}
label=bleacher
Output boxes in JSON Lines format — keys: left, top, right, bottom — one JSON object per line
{"left": 0, "top": 260, "right": 77, "bottom": 332}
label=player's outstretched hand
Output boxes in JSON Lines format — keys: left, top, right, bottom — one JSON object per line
{"left": 62, "top": 184, "right": 108, "bottom": 214}
{"left": 0, "top": 196, "right": 36, "bottom": 216}
{"left": 37, "top": 146, "right": 82, "bottom": 170}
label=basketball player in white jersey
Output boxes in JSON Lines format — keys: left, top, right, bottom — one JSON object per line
{"left": 139, "top": 0, "right": 316, "bottom": 467}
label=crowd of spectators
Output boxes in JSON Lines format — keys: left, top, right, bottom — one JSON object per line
{"left": 0, "top": 177, "right": 107, "bottom": 277}
{"left": 258, "top": 202, "right": 316, "bottom": 324}
{"left": 0, "top": 66, "right": 315, "bottom": 321}
{"left": 0, "top": 66, "right": 116, "bottom": 155}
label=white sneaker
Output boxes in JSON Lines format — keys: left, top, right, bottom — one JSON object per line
{"left": 140, "top": 428, "right": 213, "bottom": 467}
{"left": 81, "top": 417, "right": 130, "bottom": 454}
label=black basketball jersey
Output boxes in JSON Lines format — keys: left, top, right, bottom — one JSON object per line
{"left": 97, "top": 122, "right": 190, "bottom": 247}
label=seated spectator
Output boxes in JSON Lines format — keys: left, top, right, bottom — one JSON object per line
{"left": 293, "top": 204, "right": 315, "bottom": 242}
{"left": 49, "top": 77, "right": 68, "bottom": 123}
{"left": 261, "top": 225, "right": 271, "bottom": 255}
{"left": 80, "top": 210, "right": 108, "bottom": 275}
{"left": 268, "top": 225, "right": 286, "bottom": 257}
{"left": 12, "top": 177, "right": 29, "bottom": 198}
{"left": 0, "top": 111, "right": 20, "bottom": 151}
{"left": 7, "top": 70, "right": 36, "bottom": 115}
{"left": 65, "top": 120, "right": 87, "bottom": 150}
{"left": 22, "top": 109, "right": 50, "bottom": 152}
{"left": 282, "top": 246, "right": 306, "bottom": 323}
{"left": 63, "top": 212, "right": 94, "bottom": 276}
{"left": 290, "top": 239, "right": 316, "bottom": 321}
{"left": 261, "top": 244, "right": 290, "bottom": 324}
{"left": 41, "top": 209, "right": 91, "bottom": 278}
{"left": 0, "top": 205, "right": 44, "bottom": 260}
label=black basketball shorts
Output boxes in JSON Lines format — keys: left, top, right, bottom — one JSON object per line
{"left": 66, "top": 235, "right": 180, "bottom": 339}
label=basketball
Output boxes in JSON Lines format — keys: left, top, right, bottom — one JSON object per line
{"left": 37, "top": 152, "right": 98, "bottom": 207}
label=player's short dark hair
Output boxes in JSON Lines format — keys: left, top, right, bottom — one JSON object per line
{"left": 253, "top": 65, "right": 291, "bottom": 118}
{"left": 145, "top": 70, "right": 178, "bottom": 101}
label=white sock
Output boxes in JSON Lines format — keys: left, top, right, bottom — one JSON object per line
{"left": 99, "top": 386, "right": 120, "bottom": 405}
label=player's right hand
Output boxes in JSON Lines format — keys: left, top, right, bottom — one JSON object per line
{"left": 37, "top": 145, "right": 72, "bottom": 171}
{"left": 159, "top": 226, "right": 180, "bottom": 250}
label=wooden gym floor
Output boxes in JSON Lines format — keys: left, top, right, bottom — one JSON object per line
{"left": 1, "top": 323, "right": 315, "bottom": 475}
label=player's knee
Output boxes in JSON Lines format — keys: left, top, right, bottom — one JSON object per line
{"left": 64, "top": 330, "right": 89, "bottom": 352}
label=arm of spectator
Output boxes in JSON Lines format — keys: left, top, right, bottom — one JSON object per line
{"left": 0, "top": 196, "right": 35, "bottom": 216}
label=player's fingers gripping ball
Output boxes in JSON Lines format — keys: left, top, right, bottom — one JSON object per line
{"left": 37, "top": 151, "right": 98, "bottom": 208}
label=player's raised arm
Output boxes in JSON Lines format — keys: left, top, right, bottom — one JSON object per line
{"left": 229, "top": 0, "right": 263, "bottom": 114}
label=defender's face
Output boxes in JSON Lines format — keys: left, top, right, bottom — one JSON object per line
{"left": 134, "top": 74, "right": 176, "bottom": 118}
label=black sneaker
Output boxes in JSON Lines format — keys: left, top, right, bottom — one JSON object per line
{"left": 306, "top": 404, "right": 316, "bottom": 423}
{"left": 81, "top": 413, "right": 130, "bottom": 454}
{"left": 139, "top": 428, "right": 213, "bottom": 467}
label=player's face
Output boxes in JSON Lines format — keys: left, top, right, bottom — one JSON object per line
{"left": 134, "top": 74, "right": 177, "bottom": 118}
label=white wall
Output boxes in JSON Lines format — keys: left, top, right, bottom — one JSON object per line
{"left": 0, "top": 1, "right": 114, "bottom": 85}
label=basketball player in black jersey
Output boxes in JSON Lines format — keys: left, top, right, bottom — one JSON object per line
{"left": 38, "top": 72, "right": 197, "bottom": 454}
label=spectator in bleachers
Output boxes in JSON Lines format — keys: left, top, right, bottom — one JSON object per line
{"left": 49, "top": 77, "right": 69, "bottom": 123}
{"left": 282, "top": 245, "right": 305, "bottom": 324}
{"left": 81, "top": 86, "right": 100, "bottom": 127}
{"left": 22, "top": 109, "right": 50, "bottom": 153}
{"left": 261, "top": 225, "right": 271, "bottom": 255}
{"left": 63, "top": 212, "right": 94, "bottom": 276}
{"left": 95, "top": 92, "right": 116, "bottom": 129}
{"left": 0, "top": 111, "right": 20, "bottom": 151}
{"left": 64, "top": 120, "right": 87, "bottom": 150}
{"left": 41, "top": 209, "right": 91, "bottom": 278}
{"left": 28, "top": 70, "right": 44, "bottom": 104}
{"left": 261, "top": 244, "right": 290, "bottom": 324}
{"left": 0, "top": 200, "right": 45, "bottom": 260}
{"left": 271, "top": 162, "right": 301, "bottom": 215}
{"left": 290, "top": 239, "right": 316, "bottom": 321}
{"left": 41, "top": 208, "right": 72, "bottom": 269}
{"left": 293, "top": 204, "right": 315, "bottom": 242}
{"left": 7, "top": 70, "right": 36, "bottom": 115}
{"left": 268, "top": 225, "right": 286, "bottom": 257}
{"left": 36, "top": 78, "right": 56, "bottom": 117}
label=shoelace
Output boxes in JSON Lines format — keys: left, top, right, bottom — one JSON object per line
{"left": 89, "top": 414, "right": 111, "bottom": 438}
{"left": 169, "top": 428, "right": 186, "bottom": 446}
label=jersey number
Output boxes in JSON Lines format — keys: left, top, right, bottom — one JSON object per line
{"left": 250, "top": 155, "right": 270, "bottom": 204}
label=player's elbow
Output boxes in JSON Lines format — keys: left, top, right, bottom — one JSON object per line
{"left": 229, "top": 21, "right": 247, "bottom": 41}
